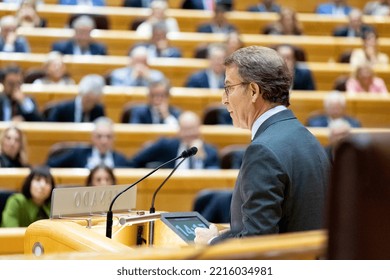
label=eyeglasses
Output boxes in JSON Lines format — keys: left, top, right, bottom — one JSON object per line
{"left": 223, "top": 82, "right": 249, "bottom": 96}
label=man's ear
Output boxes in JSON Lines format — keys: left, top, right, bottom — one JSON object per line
{"left": 249, "top": 82, "right": 261, "bottom": 102}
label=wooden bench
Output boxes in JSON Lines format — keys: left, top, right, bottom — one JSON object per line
{"left": 16, "top": 84, "right": 390, "bottom": 128}
{"left": 1, "top": 3, "right": 388, "bottom": 36}
{"left": 0, "top": 228, "right": 26, "bottom": 255}
{"left": 2, "top": 52, "right": 390, "bottom": 90}
{"left": 14, "top": 27, "right": 390, "bottom": 62}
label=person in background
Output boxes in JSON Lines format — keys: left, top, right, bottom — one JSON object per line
{"left": 47, "top": 117, "right": 129, "bottom": 169}
{"left": 33, "top": 51, "right": 75, "bottom": 85}
{"left": 315, "top": 0, "right": 353, "bottom": 16}
{"left": 85, "top": 164, "right": 117, "bottom": 186}
{"left": 332, "top": 9, "right": 374, "bottom": 37}
{"left": 127, "top": 79, "right": 181, "bottom": 125}
{"left": 182, "top": 0, "right": 233, "bottom": 11}
{"left": 349, "top": 30, "right": 389, "bottom": 68}
{"left": 1, "top": 165, "right": 55, "bottom": 227}
{"left": 225, "top": 31, "right": 244, "bottom": 56}
{"left": 325, "top": 118, "right": 352, "bottom": 163}
{"left": 46, "top": 74, "right": 105, "bottom": 122}
{"left": 185, "top": 43, "right": 226, "bottom": 89}
{"left": 0, "top": 125, "right": 29, "bottom": 168}
{"left": 0, "top": 15, "right": 30, "bottom": 53}
{"left": 275, "top": 44, "right": 316, "bottom": 90}
{"left": 136, "top": 0, "right": 179, "bottom": 37}
{"left": 306, "top": 91, "right": 361, "bottom": 128}
{"left": 196, "top": 4, "right": 237, "bottom": 34}
{"left": 58, "top": 0, "right": 105, "bottom": 6}
{"left": 51, "top": 15, "right": 107, "bottom": 55}
{"left": 128, "top": 110, "right": 220, "bottom": 169}
{"left": 194, "top": 46, "right": 329, "bottom": 245}
{"left": 0, "top": 65, "right": 43, "bottom": 122}
{"left": 110, "top": 46, "right": 165, "bottom": 87}
{"left": 247, "top": 0, "right": 281, "bottom": 13}
{"left": 15, "top": 0, "right": 46, "bottom": 28}
{"left": 123, "top": 0, "right": 153, "bottom": 8}
{"left": 364, "top": 0, "right": 390, "bottom": 16}
{"left": 346, "top": 63, "right": 388, "bottom": 94}
{"left": 263, "top": 7, "right": 303, "bottom": 35}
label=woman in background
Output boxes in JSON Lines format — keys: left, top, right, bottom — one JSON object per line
{"left": 0, "top": 126, "right": 29, "bottom": 168}
{"left": 346, "top": 63, "right": 388, "bottom": 94}
{"left": 85, "top": 164, "right": 117, "bottom": 186}
{"left": 1, "top": 166, "right": 55, "bottom": 227}
{"left": 263, "top": 7, "right": 303, "bottom": 35}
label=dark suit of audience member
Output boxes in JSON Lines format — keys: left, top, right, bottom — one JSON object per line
{"left": 47, "top": 117, "right": 128, "bottom": 169}
{"left": 196, "top": 5, "right": 237, "bottom": 34}
{"left": 185, "top": 44, "right": 226, "bottom": 89}
{"left": 332, "top": 9, "right": 374, "bottom": 37}
{"left": 247, "top": 0, "right": 281, "bottom": 12}
{"left": 0, "top": 66, "right": 42, "bottom": 122}
{"left": 129, "top": 105, "right": 181, "bottom": 124}
{"left": 128, "top": 111, "right": 220, "bottom": 169}
{"left": 307, "top": 115, "right": 361, "bottom": 127}
{"left": 0, "top": 15, "right": 30, "bottom": 53}
{"left": 123, "top": 0, "right": 152, "bottom": 7}
{"left": 47, "top": 74, "right": 105, "bottom": 122}
{"left": 182, "top": 0, "right": 233, "bottom": 10}
{"left": 52, "top": 15, "right": 107, "bottom": 55}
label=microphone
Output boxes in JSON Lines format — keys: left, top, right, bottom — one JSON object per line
{"left": 105, "top": 146, "right": 198, "bottom": 238}
{"left": 148, "top": 147, "right": 198, "bottom": 245}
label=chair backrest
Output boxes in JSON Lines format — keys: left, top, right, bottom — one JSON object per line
{"left": 333, "top": 75, "right": 349, "bottom": 92}
{"left": 68, "top": 14, "right": 110, "bottom": 30}
{"left": 0, "top": 189, "right": 16, "bottom": 226}
{"left": 120, "top": 102, "right": 145, "bottom": 123}
{"left": 192, "top": 189, "right": 232, "bottom": 224}
{"left": 202, "top": 103, "right": 232, "bottom": 125}
{"left": 47, "top": 141, "right": 91, "bottom": 161}
{"left": 24, "top": 68, "right": 45, "bottom": 84}
{"left": 327, "top": 132, "right": 390, "bottom": 259}
{"left": 219, "top": 144, "right": 246, "bottom": 169}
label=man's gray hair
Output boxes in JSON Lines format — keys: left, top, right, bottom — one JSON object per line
{"left": 72, "top": 15, "right": 96, "bottom": 29}
{"left": 224, "top": 46, "right": 292, "bottom": 106}
{"left": 78, "top": 74, "right": 105, "bottom": 96}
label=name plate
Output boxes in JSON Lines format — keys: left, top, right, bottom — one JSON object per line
{"left": 50, "top": 184, "right": 137, "bottom": 218}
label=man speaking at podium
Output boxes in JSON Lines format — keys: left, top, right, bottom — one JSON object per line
{"left": 195, "top": 46, "right": 330, "bottom": 245}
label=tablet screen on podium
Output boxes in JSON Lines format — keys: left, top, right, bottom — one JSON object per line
{"left": 160, "top": 212, "right": 210, "bottom": 243}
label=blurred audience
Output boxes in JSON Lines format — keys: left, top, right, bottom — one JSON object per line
{"left": 85, "top": 164, "right": 117, "bottom": 186}
{"left": 263, "top": 7, "right": 303, "bottom": 35}
{"left": 1, "top": 166, "right": 55, "bottom": 227}
{"left": 125, "top": 79, "right": 181, "bottom": 125}
{"left": 247, "top": 0, "right": 281, "bottom": 13}
{"left": 346, "top": 63, "right": 388, "bottom": 94}
{"left": 225, "top": 31, "right": 244, "bottom": 56}
{"left": 133, "top": 22, "right": 182, "bottom": 58}
{"left": 349, "top": 30, "right": 389, "bottom": 68}
{"left": 182, "top": 0, "right": 233, "bottom": 11}
{"left": 15, "top": 0, "right": 46, "bottom": 28}
{"left": 0, "top": 15, "right": 30, "bottom": 53}
{"left": 46, "top": 74, "right": 105, "bottom": 122}
{"left": 110, "top": 46, "right": 165, "bottom": 86}
{"left": 276, "top": 44, "right": 316, "bottom": 90}
{"left": 58, "top": 0, "right": 105, "bottom": 6}
{"left": 332, "top": 9, "right": 374, "bottom": 37}
{"left": 52, "top": 15, "right": 107, "bottom": 55}
{"left": 123, "top": 0, "right": 153, "bottom": 7}
{"left": 325, "top": 118, "right": 352, "bottom": 163}
{"left": 136, "top": 0, "right": 179, "bottom": 37}
{"left": 364, "top": 0, "right": 390, "bottom": 16}
{"left": 196, "top": 4, "right": 237, "bottom": 34}
{"left": 0, "top": 65, "right": 43, "bottom": 122}
{"left": 306, "top": 91, "right": 361, "bottom": 128}
{"left": 33, "top": 51, "right": 75, "bottom": 85}
{"left": 185, "top": 43, "right": 226, "bottom": 88}
{"left": 47, "top": 117, "right": 129, "bottom": 169}
{"left": 315, "top": 0, "right": 353, "bottom": 16}
{"left": 128, "top": 111, "right": 220, "bottom": 169}
{"left": 0, "top": 125, "right": 29, "bottom": 168}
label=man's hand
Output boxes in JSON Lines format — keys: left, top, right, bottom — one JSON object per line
{"left": 194, "top": 223, "right": 219, "bottom": 245}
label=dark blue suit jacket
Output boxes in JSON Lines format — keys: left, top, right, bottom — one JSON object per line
{"left": 196, "top": 23, "right": 237, "bottom": 34}
{"left": 182, "top": 0, "right": 206, "bottom": 9}
{"left": 293, "top": 66, "right": 316, "bottom": 90}
{"left": 185, "top": 70, "right": 224, "bottom": 89}
{"left": 0, "top": 37, "right": 30, "bottom": 53}
{"left": 46, "top": 99, "right": 105, "bottom": 122}
{"left": 47, "top": 146, "right": 128, "bottom": 168}
{"left": 129, "top": 104, "right": 181, "bottom": 124}
{"left": 247, "top": 4, "right": 281, "bottom": 13}
{"left": 0, "top": 95, "right": 42, "bottom": 122}
{"left": 58, "top": 0, "right": 105, "bottom": 5}
{"left": 332, "top": 25, "right": 374, "bottom": 37}
{"left": 128, "top": 138, "right": 220, "bottom": 169}
{"left": 52, "top": 40, "right": 107, "bottom": 55}
{"left": 123, "top": 0, "right": 150, "bottom": 7}
{"left": 132, "top": 43, "right": 182, "bottom": 58}
{"left": 306, "top": 115, "right": 361, "bottom": 128}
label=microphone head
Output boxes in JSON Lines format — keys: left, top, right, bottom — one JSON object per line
{"left": 181, "top": 146, "right": 198, "bottom": 158}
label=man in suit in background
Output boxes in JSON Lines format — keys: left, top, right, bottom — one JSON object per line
{"left": 316, "top": 0, "right": 353, "bottom": 16}
{"left": 195, "top": 46, "right": 330, "bottom": 244}
{"left": 196, "top": 4, "right": 237, "bottom": 34}
{"left": 182, "top": 0, "right": 233, "bottom": 10}
{"left": 276, "top": 44, "right": 316, "bottom": 90}
{"left": 0, "top": 66, "right": 42, "bottom": 122}
{"left": 52, "top": 15, "right": 107, "bottom": 55}
{"left": 47, "top": 117, "right": 128, "bottom": 168}
{"left": 247, "top": 0, "right": 281, "bottom": 13}
{"left": 185, "top": 43, "right": 227, "bottom": 89}
{"left": 123, "top": 0, "right": 152, "bottom": 7}
{"left": 333, "top": 9, "right": 374, "bottom": 37}
{"left": 0, "top": 15, "right": 30, "bottom": 53}
{"left": 46, "top": 74, "right": 105, "bottom": 122}
{"left": 128, "top": 110, "right": 220, "bottom": 169}
{"left": 127, "top": 78, "right": 181, "bottom": 125}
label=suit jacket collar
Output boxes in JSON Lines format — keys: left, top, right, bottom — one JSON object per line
{"left": 253, "top": 109, "right": 297, "bottom": 140}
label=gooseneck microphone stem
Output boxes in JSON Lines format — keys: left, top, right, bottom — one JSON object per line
{"left": 105, "top": 146, "right": 198, "bottom": 239}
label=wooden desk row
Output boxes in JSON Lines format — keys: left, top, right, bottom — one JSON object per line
{"left": 1, "top": 3, "right": 389, "bottom": 36}
{"left": 2, "top": 52, "right": 390, "bottom": 90}
{"left": 18, "top": 84, "right": 390, "bottom": 128}
{"left": 15, "top": 27, "right": 390, "bottom": 62}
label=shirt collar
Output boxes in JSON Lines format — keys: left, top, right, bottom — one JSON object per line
{"left": 251, "top": 105, "right": 287, "bottom": 140}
